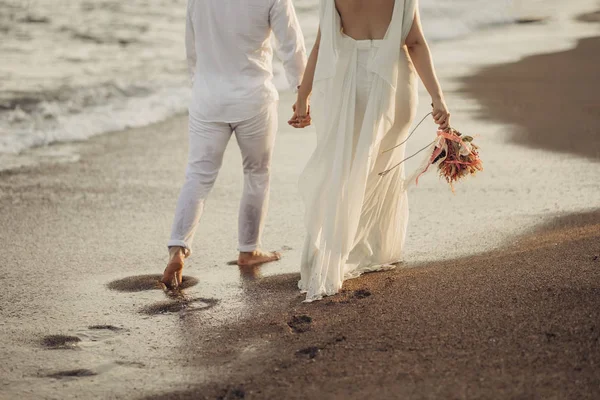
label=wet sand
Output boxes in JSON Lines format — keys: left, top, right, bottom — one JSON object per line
{"left": 461, "top": 35, "right": 600, "bottom": 161}
{"left": 1, "top": 5, "right": 600, "bottom": 400}
{"left": 144, "top": 211, "right": 600, "bottom": 400}
{"left": 577, "top": 10, "right": 600, "bottom": 23}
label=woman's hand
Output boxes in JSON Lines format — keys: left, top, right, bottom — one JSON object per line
{"left": 288, "top": 99, "right": 311, "bottom": 128}
{"left": 432, "top": 98, "right": 450, "bottom": 130}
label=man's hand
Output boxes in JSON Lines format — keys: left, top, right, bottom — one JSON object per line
{"left": 288, "top": 100, "right": 311, "bottom": 128}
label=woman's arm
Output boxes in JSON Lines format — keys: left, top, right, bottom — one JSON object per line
{"left": 289, "top": 29, "right": 321, "bottom": 128}
{"left": 405, "top": 8, "right": 451, "bottom": 129}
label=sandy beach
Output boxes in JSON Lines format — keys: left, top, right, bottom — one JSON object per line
{"left": 1, "top": 2, "right": 599, "bottom": 400}
{"left": 462, "top": 34, "right": 600, "bottom": 160}
{"left": 144, "top": 210, "right": 600, "bottom": 400}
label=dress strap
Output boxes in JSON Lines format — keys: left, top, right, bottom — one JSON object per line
{"left": 401, "top": 0, "right": 418, "bottom": 43}
{"left": 314, "top": 0, "right": 341, "bottom": 83}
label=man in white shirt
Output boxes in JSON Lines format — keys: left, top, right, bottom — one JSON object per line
{"left": 162, "top": 0, "right": 307, "bottom": 288}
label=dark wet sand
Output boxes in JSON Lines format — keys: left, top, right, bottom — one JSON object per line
{"left": 461, "top": 18, "right": 600, "bottom": 161}
{"left": 577, "top": 10, "right": 600, "bottom": 23}
{"left": 144, "top": 211, "right": 600, "bottom": 400}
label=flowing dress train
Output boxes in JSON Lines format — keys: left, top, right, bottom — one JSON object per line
{"left": 299, "top": 0, "right": 418, "bottom": 302}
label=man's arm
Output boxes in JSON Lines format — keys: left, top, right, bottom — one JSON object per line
{"left": 185, "top": 0, "right": 197, "bottom": 86}
{"left": 270, "top": 0, "right": 308, "bottom": 91}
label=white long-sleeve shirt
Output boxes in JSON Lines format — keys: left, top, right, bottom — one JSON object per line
{"left": 185, "top": 0, "right": 307, "bottom": 123}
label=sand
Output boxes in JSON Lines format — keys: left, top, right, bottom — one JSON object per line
{"left": 1, "top": 5, "right": 600, "bottom": 400}
{"left": 462, "top": 36, "right": 600, "bottom": 161}
{"left": 144, "top": 211, "right": 600, "bottom": 400}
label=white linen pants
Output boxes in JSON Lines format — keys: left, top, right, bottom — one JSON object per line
{"left": 168, "top": 103, "right": 278, "bottom": 254}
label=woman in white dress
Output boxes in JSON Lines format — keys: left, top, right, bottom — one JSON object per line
{"left": 289, "top": 0, "right": 451, "bottom": 301}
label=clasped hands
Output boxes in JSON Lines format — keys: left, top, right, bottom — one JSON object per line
{"left": 288, "top": 100, "right": 311, "bottom": 128}
{"left": 289, "top": 98, "right": 450, "bottom": 130}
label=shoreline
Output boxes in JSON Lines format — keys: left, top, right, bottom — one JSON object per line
{"left": 1, "top": 4, "right": 600, "bottom": 400}
{"left": 461, "top": 33, "right": 600, "bottom": 161}
{"left": 0, "top": 0, "right": 526, "bottom": 168}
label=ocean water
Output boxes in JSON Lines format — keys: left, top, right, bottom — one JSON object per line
{"left": 0, "top": 0, "right": 518, "bottom": 159}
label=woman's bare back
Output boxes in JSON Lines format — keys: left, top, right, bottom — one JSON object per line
{"left": 334, "top": 0, "right": 395, "bottom": 40}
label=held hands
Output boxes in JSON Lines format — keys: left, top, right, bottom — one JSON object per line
{"left": 288, "top": 97, "right": 450, "bottom": 130}
{"left": 432, "top": 98, "right": 451, "bottom": 130}
{"left": 288, "top": 99, "right": 311, "bottom": 128}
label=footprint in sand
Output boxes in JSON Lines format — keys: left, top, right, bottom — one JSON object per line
{"left": 44, "top": 369, "right": 97, "bottom": 379}
{"left": 75, "top": 324, "right": 128, "bottom": 344}
{"left": 43, "top": 360, "right": 145, "bottom": 380}
{"left": 108, "top": 274, "right": 214, "bottom": 317}
{"left": 296, "top": 346, "right": 320, "bottom": 359}
{"left": 41, "top": 335, "right": 81, "bottom": 350}
{"left": 88, "top": 324, "right": 124, "bottom": 332}
{"left": 42, "top": 324, "right": 127, "bottom": 350}
{"left": 140, "top": 297, "right": 219, "bottom": 315}
{"left": 287, "top": 315, "right": 312, "bottom": 333}
{"left": 107, "top": 274, "right": 199, "bottom": 292}
{"left": 39, "top": 327, "right": 146, "bottom": 380}
{"left": 352, "top": 289, "right": 372, "bottom": 299}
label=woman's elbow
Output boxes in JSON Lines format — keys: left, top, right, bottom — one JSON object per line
{"left": 406, "top": 38, "right": 425, "bottom": 51}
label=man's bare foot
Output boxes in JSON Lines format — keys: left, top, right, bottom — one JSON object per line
{"left": 238, "top": 250, "right": 281, "bottom": 267}
{"left": 161, "top": 247, "right": 186, "bottom": 289}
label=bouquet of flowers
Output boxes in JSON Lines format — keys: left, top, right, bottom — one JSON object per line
{"left": 379, "top": 115, "right": 483, "bottom": 191}
{"left": 420, "top": 127, "right": 483, "bottom": 190}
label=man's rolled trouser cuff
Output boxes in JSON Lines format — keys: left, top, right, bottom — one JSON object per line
{"left": 167, "top": 240, "right": 191, "bottom": 257}
{"left": 238, "top": 244, "right": 258, "bottom": 253}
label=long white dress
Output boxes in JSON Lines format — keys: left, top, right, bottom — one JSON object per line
{"left": 299, "top": 0, "right": 418, "bottom": 302}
